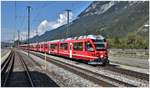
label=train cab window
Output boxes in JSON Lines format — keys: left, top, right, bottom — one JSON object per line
{"left": 73, "top": 42, "right": 83, "bottom": 51}
{"left": 92, "top": 39, "right": 104, "bottom": 42}
{"left": 92, "top": 39, "right": 105, "bottom": 51}
{"left": 60, "top": 43, "right": 68, "bottom": 50}
{"left": 85, "top": 41, "right": 94, "bottom": 52}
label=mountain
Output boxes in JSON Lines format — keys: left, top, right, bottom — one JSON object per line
{"left": 29, "top": 1, "right": 149, "bottom": 44}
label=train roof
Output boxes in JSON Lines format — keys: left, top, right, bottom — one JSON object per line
{"left": 60, "top": 35, "right": 104, "bottom": 42}
{"left": 87, "top": 35, "right": 104, "bottom": 40}
{"left": 20, "top": 35, "right": 105, "bottom": 46}
{"left": 46, "top": 35, "right": 105, "bottom": 43}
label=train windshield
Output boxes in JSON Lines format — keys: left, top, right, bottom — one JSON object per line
{"left": 92, "top": 39, "right": 106, "bottom": 51}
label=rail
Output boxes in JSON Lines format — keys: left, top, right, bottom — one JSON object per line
{"left": 30, "top": 51, "right": 137, "bottom": 87}
{"left": 16, "top": 51, "right": 35, "bottom": 87}
{"left": 1, "top": 50, "right": 15, "bottom": 86}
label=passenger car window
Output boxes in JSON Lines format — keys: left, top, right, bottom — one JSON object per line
{"left": 44, "top": 44, "right": 47, "bottom": 48}
{"left": 60, "top": 43, "right": 68, "bottom": 50}
{"left": 50, "top": 44, "right": 57, "bottom": 49}
{"left": 85, "top": 41, "right": 94, "bottom": 52}
{"left": 73, "top": 42, "right": 83, "bottom": 51}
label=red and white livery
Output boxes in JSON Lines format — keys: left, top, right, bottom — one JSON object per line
{"left": 19, "top": 35, "right": 109, "bottom": 65}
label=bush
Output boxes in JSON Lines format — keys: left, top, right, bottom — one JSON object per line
{"left": 108, "top": 34, "right": 148, "bottom": 49}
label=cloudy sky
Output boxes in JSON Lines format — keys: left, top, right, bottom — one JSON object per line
{"left": 1, "top": 1, "right": 91, "bottom": 42}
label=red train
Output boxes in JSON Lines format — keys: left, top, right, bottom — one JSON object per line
{"left": 19, "top": 35, "right": 109, "bottom": 65}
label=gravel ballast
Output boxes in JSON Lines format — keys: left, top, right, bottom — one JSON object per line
{"left": 21, "top": 50, "right": 149, "bottom": 87}
{"left": 21, "top": 50, "right": 100, "bottom": 87}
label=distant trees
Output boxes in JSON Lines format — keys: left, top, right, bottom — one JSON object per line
{"left": 108, "top": 33, "right": 148, "bottom": 49}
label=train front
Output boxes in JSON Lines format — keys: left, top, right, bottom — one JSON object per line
{"left": 88, "top": 36, "right": 109, "bottom": 65}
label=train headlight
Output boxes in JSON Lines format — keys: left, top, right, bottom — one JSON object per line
{"left": 100, "top": 55, "right": 104, "bottom": 58}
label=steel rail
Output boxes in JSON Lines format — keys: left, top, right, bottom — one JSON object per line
{"left": 1, "top": 51, "right": 13, "bottom": 74}
{"left": 30, "top": 51, "right": 137, "bottom": 87}
{"left": 31, "top": 49, "right": 149, "bottom": 81}
{"left": 103, "top": 64, "right": 149, "bottom": 81}
{"left": 2, "top": 50, "right": 15, "bottom": 87}
{"left": 16, "top": 51, "right": 35, "bottom": 87}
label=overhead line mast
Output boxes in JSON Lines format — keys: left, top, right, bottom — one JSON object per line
{"left": 14, "top": 1, "right": 16, "bottom": 46}
{"left": 17, "top": 30, "right": 20, "bottom": 46}
{"left": 27, "top": 6, "right": 31, "bottom": 56}
{"left": 65, "top": 9, "right": 71, "bottom": 38}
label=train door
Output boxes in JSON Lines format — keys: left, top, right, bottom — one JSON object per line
{"left": 48, "top": 43, "right": 51, "bottom": 54}
{"left": 84, "top": 40, "right": 96, "bottom": 60}
{"left": 69, "top": 43, "right": 73, "bottom": 58}
{"left": 72, "top": 42, "right": 85, "bottom": 60}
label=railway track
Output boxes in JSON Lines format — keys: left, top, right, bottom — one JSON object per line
{"left": 1, "top": 50, "right": 35, "bottom": 87}
{"left": 28, "top": 50, "right": 149, "bottom": 81}
{"left": 102, "top": 64, "right": 149, "bottom": 81}
{"left": 16, "top": 51, "right": 35, "bottom": 87}
{"left": 48, "top": 52, "right": 149, "bottom": 81}
{"left": 29, "top": 51, "right": 137, "bottom": 87}
{"left": 17, "top": 51, "right": 59, "bottom": 87}
{"left": 1, "top": 50, "right": 15, "bottom": 86}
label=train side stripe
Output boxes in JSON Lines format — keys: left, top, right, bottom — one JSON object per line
{"left": 59, "top": 52, "right": 98, "bottom": 59}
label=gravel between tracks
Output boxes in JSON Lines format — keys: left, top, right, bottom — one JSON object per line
{"left": 16, "top": 50, "right": 58, "bottom": 87}
{"left": 1, "top": 50, "right": 11, "bottom": 64}
{"left": 21, "top": 50, "right": 149, "bottom": 87}
{"left": 20, "top": 50, "right": 100, "bottom": 87}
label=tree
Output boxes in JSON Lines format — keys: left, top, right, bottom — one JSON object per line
{"left": 114, "top": 37, "right": 121, "bottom": 44}
{"left": 127, "top": 32, "right": 136, "bottom": 45}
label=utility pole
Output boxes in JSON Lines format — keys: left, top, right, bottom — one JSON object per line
{"left": 36, "top": 28, "right": 38, "bottom": 43}
{"left": 13, "top": 31, "right": 15, "bottom": 47}
{"left": 20, "top": 36, "right": 22, "bottom": 45}
{"left": 27, "top": 6, "right": 31, "bottom": 56}
{"left": 14, "top": 1, "right": 16, "bottom": 47}
{"left": 65, "top": 9, "right": 71, "bottom": 38}
{"left": 17, "top": 30, "right": 20, "bottom": 46}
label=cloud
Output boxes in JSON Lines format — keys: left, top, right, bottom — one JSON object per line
{"left": 37, "top": 11, "right": 73, "bottom": 35}
{"left": 37, "top": 20, "right": 49, "bottom": 35}
{"left": 15, "top": 31, "right": 28, "bottom": 41}
{"left": 18, "top": 11, "right": 73, "bottom": 41}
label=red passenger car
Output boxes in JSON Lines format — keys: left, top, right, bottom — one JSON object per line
{"left": 58, "top": 35, "right": 109, "bottom": 65}
{"left": 19, "top": 35, "right": 109, "bottom": 65}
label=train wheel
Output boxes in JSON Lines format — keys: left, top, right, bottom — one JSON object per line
{"left": 101, "top": 63, "right": 106, "bottom": 66}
